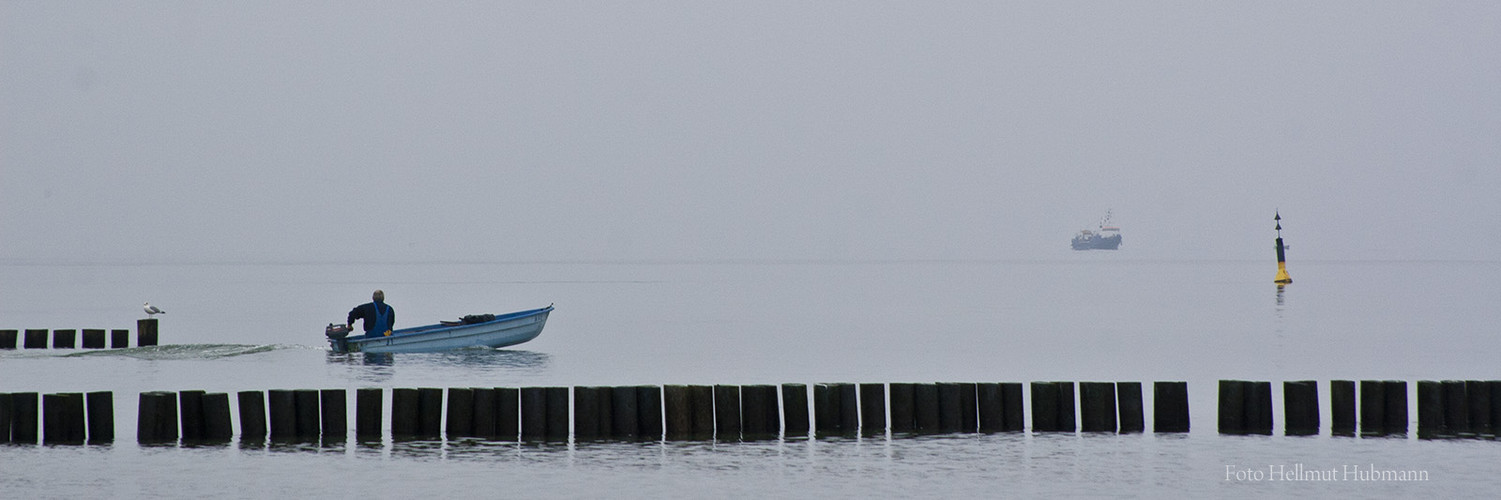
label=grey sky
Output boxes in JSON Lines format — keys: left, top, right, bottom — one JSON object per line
{"left": 3, "top": 2, "right": 1498, "bottom": 263}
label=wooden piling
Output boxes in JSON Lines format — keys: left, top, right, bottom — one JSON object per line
{"left": 13, "top": 393, "right": 39, "bottom": 443}
{"left": 391, "top": 388, "right": 420, "bottom": 439}
{"left": 111, "top": 329, "right": 129, "bottom": 349}
{"left": 203, "top": 393, "right": 233, "bottom": 443}
{"left": 1001, "top": 383, "right": 1024, "bottom": 432}
{"left": 1491, "top": 381, "right": 1501, "bottom": 438}
{"left": 860, "top": 383, "right": 885, "bottom": 437}
{"left": 1029, "top": 382, "right": 1058, "bottom": 432}
{"left": 837, "top": 383, "right": 858, "bottom": 435}
{"left": 519, "top": 387, "right": 547, "bottom": 442}
{"left": 355, "top": 388, "right": 382, "bottom": 441}
{"left": 1079, "top": 382, "right": 1117, "bottom": 433}
{"left": 137, "top": 319, "right": 158, "bottom": 347}
{"left": 417, "top": 388, "right": 443, "bottom": 439}
{"left": 1416, "top": 381, "right": 1443, "bottom": 438}
{"left": 976, "top": 383, "right": 1003, "bottom": 433}
{"left": 137, "top": 391, "right": 175, "bottom": 444}
{"left": 1330, "top": 380, "right": 1355, "bottom": 436}
{"left": 238, "top": 391, "right": 267, "bottom": 443}
{"left": 688, "top": 385, "right": 714, "bottom": 441}
{"left": 295, "top": 389, "right": 321, "bottom": 441}
{"left": 0, "top": 393, "right": 11, "bottom": 443}
{"left": 1217, "top": 380, "right": 1245, "bottom": 434}
{"left": 1152, "top": 381, "right": 1189, "bottom": 433}
{"left": 611, "top": 386, "right": 639, "bottom": 440}
{"left": 741, "top": 385, "right": 778, "bottom": 440}
{"left": 1057, "top": 382, "right": 1077, "bottom": 433}
{"left": 52, "top": 329, "right": 76, "bottom": 349}
{"left": 1466, "top": 380, "right": 1491, "bottom": 436}
{"left": 909, "top": 383, "right": 936, "bottom": 433}
{"left": 960, "top": 383, "right": 978, "bottom": 433}
{"left": 574, "top": 386, "right": 601, "bottom": 442}
{"left": 781, "top": 384, "right": 808, "bottom": 438}
{"left": 1359, "top": 380, "right": 1385, "bottom": 436}
{"left": 664, "top": 385, "right": 691, "bottom": 441}
{"left": 86, "top": 391, "right": 113, "bottom": 444}
{"left": 471, "top": 388, "right": 496, "bottom": 439}
{"left": 637, "top": 385, "right": 662, "bottom": 440}
{"left": 24, "top": 329, "right": 47, "bottom": 349}
{"left": 82, "top": 329, "right": 106, "bottom": 349}
{"left": 447, "top": 388, "right": 475, "bottom": 438}
{"left": 544, "top": 387, "right": 569, "bottom": 442}
{"left": 1384, "top": 380, "right": 1407, "bottom": 436}
{"left": 937, "top": 383, "right": 962, "bottom": 433}
{"left": 1246, "top": 381, "right": 1273, "bottom": 435}
{"left": 888, "top": 383, "right": 916, "bottom": 434}
{"left": 713, "top": 385, "right": 741, "bottom": 441}
{"left": 1442, "top": 380, "right": 1469, "bottom": 435}
{"left": 321, "top": 389, "right": 346, "bottom": 443}
{"left": 813, "top": 384, "right": 839, "bottom": 436}
{"left": 1117, "top": 382, "right": 1144, "bottom": 434}
{"left": 496, "top": 387, "right": 520, "bottom": 441}
{"left": 179, "top": 390, "right": 206, "bottom": 442}
{"left": 43, "top": 393, "right": 86, "bottom": 444}
{"left": 594, "top": 386, "right": 613, "bottom": 441}
{"left": 0, "top": 329, "right": 17, "bottom": 349}
{"left": 1283, "top": 381, "right": 1319, "bottom": 436}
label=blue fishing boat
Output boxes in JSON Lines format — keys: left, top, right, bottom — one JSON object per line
{"left": 326, "top": 305, "right": 552, "bottom": 354}
{"left": 1071, "top": 210, "right": 1122, "bottom": 251}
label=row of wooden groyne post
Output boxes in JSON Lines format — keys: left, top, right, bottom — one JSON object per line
{"left": 0, "top": 319, "right": 159, "bottom": 350}
{"left": 6, "top": 380, "right": 1501, "bottom": 445}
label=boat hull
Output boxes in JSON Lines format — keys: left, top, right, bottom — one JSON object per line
{"left": 334, "top": 306, "right": 552, "bottom": 354}
{"left": 1071, "top": 234, "right": 1121, "bottom": 250}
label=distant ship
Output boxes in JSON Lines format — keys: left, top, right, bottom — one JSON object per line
{"left": 1071, "top": 211, "right": 1122, "bottom": 250}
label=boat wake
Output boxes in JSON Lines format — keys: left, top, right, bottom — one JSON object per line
{"left": 56, "top": 344, "right": 297, "bottom": 360}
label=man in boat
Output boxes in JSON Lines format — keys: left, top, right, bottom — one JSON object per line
{"left": 347, "top": 289, "right": 396, "bottom": 337}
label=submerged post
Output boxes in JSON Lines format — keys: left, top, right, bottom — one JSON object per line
{"left": 1117, "top": 382, "right": 1144, "bottom": 434}
{"left": 356, "top": 388, "right": 382, "bottom": 441}
{"left": 1284, "top": 380, "right": 1319, "bottom": 436}
{"left": 238, "top": 391, "right": 267, "bottom": 444}
{"left": 780, "top": 384, "right": 808, "bottom": 438}
{"left": 1153, "top": 381, "right": 1190, "bottom": 433}
{"left": 0, "top": 329, "right": 17, "bottom": 349}
{"left": 86, "top": 391, "right": 114, "bottom": 444}
{"left": 82, "top": 329, "right": 106, "bottom": 349}
{"left": 111, "top": 329, "right": 130, "bottom": 349}
{"left": 137, "top": 319, "right": 158, "bottom": 347}
{"left": 1331, "top": 380, "right": 1356, "bottom": 436}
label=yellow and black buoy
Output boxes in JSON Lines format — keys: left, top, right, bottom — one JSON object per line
{"left": 1274, "top": 212, "right": 1292, "bottom": 284}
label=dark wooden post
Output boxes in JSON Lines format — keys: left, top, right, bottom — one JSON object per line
{"left": 1002, "top": 383, "right": 1024, "bottom": 432}
{"left": 860, "top": 383, "right": 885, "bottom": 437}
{"left": 447, "top": 388, "right": 475, "bottom": 439}
{"left": 1416, "top": 381, "right": 1442, "bottom": 438}
{"left": 888, "top": 383, "right": 916, "bottom": 434}
{"left": 713, "top": 385, "right": 741, "bottom": 441}
{"left": 82, "top": 329, "right": 106, "bottom": 349}
{"left": 1079, "top": 382, "right": 1117, "bottom": 433}
{"left": 1330, "top": 380, "right": 1355, "bottom": 436}
{"left": 136, "top": 319, "right": 158, "bottom": 347}
{"left": 611, "top": 386, "right": 639, "bottom": 440}
{"left": 356, "top": 388, "right": 382, "bottom": 441}
{"left": 977, "top": 383, "right": 1004, "bottom": 433}
{"left": 573, "top": 386, "right": 601, "bottom": 442}
{"left": 837, "top": 383, "right": 858, "bottom": 435}
{"left": 594, "top": 386, "right": 613, "bottom": 441}
{"left": 0, "top": 393, "right": 11, "bottom": 443}
{"left": 1283, "top": 380, "right": 1319, "bottom": 436}
{"left": 741, "top": 385, "right": 778, "bottom": 440}
{"left": 1153, "top": 381, "right": 1189, "bottom": 433}
{"left": 937, "top": 383, "right": 962, "bottom": 433}
{"left": 417, "top": 388, "right": 443, "bottom": 439}
{"left": 813, "top": 384, "right": 839, "bottom": 436}
{"left": 238, "top": 391, "right": 267, "bottom": 443}
{"left": 111, "top": 329, "right": 129, "bottom": 349}
{"left": 496, "top": 387, "right": 520, "bottom": 442}
{"left": 86, "top": 391, "right": 114, "bottom": 444}
{"left": 1384, "top": 381, "right": 1407, "bottom": 436}
{"left": 1057, "top": 382, "right": 1077, "bottom": 433}
{"left": 663, "top": 385, "right": 691, "bottom": 441}
{"left": 959, "top": 383, "right": 978, "bottom": 433}
{"left": 688, "top": 385, "right": 714, "bottom": 441}
{"left": 1359, "top": 380, "right": 1385, "bottom": 436}
{"left": 1491, "top": 381, "right": 1501, "bottom": 438}
{"left": 915, "top": 383, "right": 941, "bottom": 433}
{"left": 51, "top": 329, "right": 76, "bottom": 349}
{"left": 637, "top": 385, "right": 662, "bottom": 441}
{"left": 1217, "top": 380, "right": 1245, "bottom": 434}
{"left": 203, "top": 393, "right": 233, "bottom": 443}
{"left": 24, "top": 329, "right": 48, "bottom": 349}
{"left": 1117, "top": 382, "right": 1144, "bottom": 434}
{"left": 471, "top": 388, "right": 496, "bottom": 439}
{"left": 137, "top": 391, "right": 175, "bottom": 444}
{"left": 781, "top": 384, "right": 808, "bottom": 438}
{"left": 267, "top": 389, "right": 297, "bottom": 441}
{"left": 1466, "top": 380, "right": 1491, "bottom": 436}
{"left": 179, "top": 390, "right": 206, "bottom": 442}
{"left": 519, "top": 387, "right": 547, "bottom": 442}
{"left": 0, "top": 329, "right": 17, "bottom": 349}
{"left": 43, "top": 393, "right": 86, "bottom": 444}
{"left": 295, "top": 389, "right": 321, "bottom": 441}
{"left": 321, "top": 389, "right": 346, "bottom": 443}
{"left": 1441, "top": 380, "right": 1468, "bottom": 436}
{"left": 391, "top": 388, "right": 420, "bottom": 440}
{"left": 14, "top": 392, "right": 40, "bottom": 443}
{"left": 544, "top": 387, "right": 569, "bottom": 442}
{"left": 1246, "top": 381, "right": 1273, "bottom": 435}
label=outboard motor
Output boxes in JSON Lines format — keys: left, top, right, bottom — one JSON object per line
{"left": 326, "top": 323, "right": 352, "bottom": 353}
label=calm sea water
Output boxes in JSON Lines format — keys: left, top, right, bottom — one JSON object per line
{"left": 3, "top": 259, "right": 1499, "bottom": 498}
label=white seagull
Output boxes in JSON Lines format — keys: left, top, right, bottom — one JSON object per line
{"left": 143, "top": 302, "right": 165, "bottom": 318}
